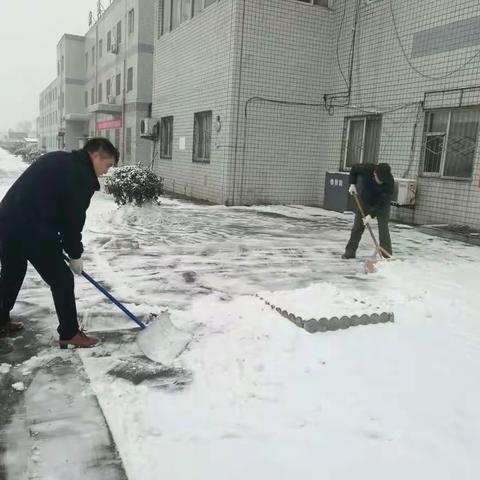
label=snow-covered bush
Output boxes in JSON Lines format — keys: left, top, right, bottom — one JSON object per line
{"left": 13, "top": 147, "right": 28, "bottom": 158}
{"left": 105, "top": 165, "right": 163, "bottom": 206}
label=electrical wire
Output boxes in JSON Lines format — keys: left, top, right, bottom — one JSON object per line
{"left": 388, "top": 0, "right": 480, "bottom": 80}
{"left": 336, "top": 0, "right": 349, "bottom": 89}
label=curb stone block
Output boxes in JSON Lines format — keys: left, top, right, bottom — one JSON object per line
{"left": 304, "top": 319, "right": 319, "bottom": 333}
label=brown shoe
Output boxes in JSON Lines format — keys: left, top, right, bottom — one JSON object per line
{"left": 59, "top": 330, "right": 99, "bottom": 349}
{"left": 0, "top": 320, "right": 25, "bottom": 336}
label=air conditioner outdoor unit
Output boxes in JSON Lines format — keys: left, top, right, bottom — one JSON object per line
{"left": 392, "top": 178, "right": 417, "bottom": 207}
{"left": 107, "top": 95, "right": 116, "bottom": 104}
{"left": 111, "top": 43, "right": 119, "bottom": 54}
{"left": 140, "top": 118, "right": 159, "bottom": 139}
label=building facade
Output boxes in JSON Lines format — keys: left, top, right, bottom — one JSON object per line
{"left": 38, "top": 0, "right": 155, "bottom": 165}
{"left": 151, "top": 0, "right": 480, "bottom": 228}
{"left": 84, "top": 0, "right": 155, "bottom": 165}
{"left": 38, "top": 78, "right": 60, "bottom": 151}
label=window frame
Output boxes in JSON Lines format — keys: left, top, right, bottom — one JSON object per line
{"left": 116, "top": 21, "right": 122, "bottom": 44}
{"left": 296, "top": 0, "right": 329, "bottom": 6}
{"left": 115, "top": 73, "right": 121, "bottom": 96}
{"left": 127, "top": 67, "right": 134, "bottom": 92}
{"left": 126, "top": 127, "right": 132, "bottom": 155}
{"left": 193, "top": 110, "right": 212, "bottom": 163}
{"left": 421, "top": 108, "right": 480, "bottom": 180}
{"left": 128, "top": 8, "right": 135, "bottom": 34}
{"left": 160, "top": 116, "right": 174, "bottom": 159}
{"left": 342, "top": 114, "right": 382, "bottom": 170}
{"left": 107, "top": 31, "right": 112, "bottom": 51}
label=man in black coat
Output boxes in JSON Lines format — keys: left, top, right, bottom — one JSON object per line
{"left": 342, "top": 163, "right": 394, "bottom": 259}
{"left": 0, "top": 138, "right": 119, "bottom": 348}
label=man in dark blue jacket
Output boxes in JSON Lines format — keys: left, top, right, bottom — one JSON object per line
{"left": 342, "top": 162, "right": 394, "bottom": 259}
{"left": 0, "top": 138, "right": 118, "bottom": 348}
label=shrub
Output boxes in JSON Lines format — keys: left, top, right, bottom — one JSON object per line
{"left": 104, "top": 165, "right": 163, "bottom": 206}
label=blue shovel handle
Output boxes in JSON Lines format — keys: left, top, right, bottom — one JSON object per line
{"left": 63, "top": 255, "right": 146, "bottom": 330}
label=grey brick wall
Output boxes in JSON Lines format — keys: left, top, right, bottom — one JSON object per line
{"left": 152, "top": 0, "right": 237, "bottom": 203}
{"left": 325, "top": 0, "right": 480, "bottom": 227}
{"left": 151, "top": 0, "right": 480, "bottom": 227}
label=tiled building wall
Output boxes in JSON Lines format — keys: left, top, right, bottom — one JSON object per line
{"left": 324, "top": 0, "right": 480, "bottom": 227}
{"left": 152, "top": 0, "right": 237, "bottom": 203}
{"left": 231, "top": 0, "right": 333, "bottom": 205}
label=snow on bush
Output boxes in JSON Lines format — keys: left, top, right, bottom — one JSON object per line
{"left": 12, "top": 147, "right": 43, "bottom": 164}
{"left": 105, "top": 165, "right": 164, "bottom": 206}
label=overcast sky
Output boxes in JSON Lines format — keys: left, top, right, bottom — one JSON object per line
{"left": 0, "top": 0, "right": 98, "bottom": 133}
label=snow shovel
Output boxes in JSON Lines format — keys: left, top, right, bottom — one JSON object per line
{"left": 352, "top": 193, "right": 392, "bottom": 273}
{"left": 63, "top": 255, "right": 192, "bottom": 364}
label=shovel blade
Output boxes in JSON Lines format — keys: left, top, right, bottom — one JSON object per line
{"left": 137, "top": 312, "right": 192, "bottom": 365}
{"left": 365, "top": 257, "right": 378, "bottom": 273}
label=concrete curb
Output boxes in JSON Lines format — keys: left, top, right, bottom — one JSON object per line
{"left": 256, "top": 295, "right": 394, "bottom": 333}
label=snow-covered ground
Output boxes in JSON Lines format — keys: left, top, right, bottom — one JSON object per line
{"left": 2, "top": 148, "right": 480, "bottom": 479}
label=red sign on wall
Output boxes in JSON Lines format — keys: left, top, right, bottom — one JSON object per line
{"left": 96, "top": 119, "right": 123, "bottom": 130}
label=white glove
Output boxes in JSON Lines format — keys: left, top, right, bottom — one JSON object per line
{"left": 69, "top": 257, "right": 84, "bottom": 275}
{"left": 348, "top": 184, "right": 357, "bottom": 196}
{"left": 363, "top": 214, "right": 373, "bottom": 226}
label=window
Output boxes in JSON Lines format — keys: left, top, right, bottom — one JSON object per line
{"left": 116, "top": 74, "right": 121, "bottom": 95}
{"left": 126, "top": 127, "right": 132, "bottom": 155}
{"left": 98, "top": 82, "right": 103, "bottom": 103}
{"left": 116, "top": 21, "right": 122, "bottom": 44}
{"left": 163, "top": 0, "right": 171, "bottom": 33}
{"left": 127, "top": 67, "right": 134, "bottom": 92}
{"left": 193, "top": 111, "right": 212, "bottom": 162}
{"left": 107, "top": 31, "right": 112, "bottom": 51}
{"left": 105, "top": 129, "right": 110, "bottom": 141}
{"left": 114, "top": 129, "right": 120, "bottom": 149}
{"left": 128, "top": 8, "right": 135, "bottom": 34}
{"left": 92, "top": 46, "right": 95, "bottom": 64}
{"left": 297, "top": 0, "right": 329, "bottom": 5}
{"left": 106, "top": 78, "right": 111, "bottom": 97}
{"left": 85, "top": 91, "right": 88, "bottom": 107}
{"left": 343, "top": 115, "right": 382, "bottom": 169}
{"left": 171, "top": 0, "right": 181, "bottom": 29}
{"left": 85, "top": 52, "right": 89, "bottom": 69}
{"left": 192, "top": 0, "right": 215, "bottom": 16}
{"left": 99, "top": 39, "right": 103, "bottom": 58}
{"left": 158, "top": 0, "right": 164, "bottom": 38}
{"left": 160, "top": 116, "right": 173, "bottom": 159}
{"left": 91, "top": 87, "right": 95, "bottom": 105}
{"left": 181, "top": 0, "right": 191, "bottom": 22}
{"left": 57, "top": 61, "right": 60, "bottom": 76}
{"left": 423, "top": 109, "right": 480, "bottom": 178}
{"left": 61, "top": 55, "right": 64, "bottom": 72}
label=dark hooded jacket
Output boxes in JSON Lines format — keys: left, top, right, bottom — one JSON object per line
{"left": 0, "top": 149, "right": 99, "bottom": 259}
{"left": 349, "top": 163, "right": 394, "bottom": 216}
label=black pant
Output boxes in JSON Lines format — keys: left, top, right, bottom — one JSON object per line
{"left": 345, "top": 206, "right": 392, "bottom": 257}
{"left": 0, "top": 228, "right": 79, "bottom": 340}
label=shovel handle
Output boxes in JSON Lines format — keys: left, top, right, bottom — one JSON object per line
{"left": 352, "top": 193, "right": 392, "bottom": 259}
{"left": 63, "top": 255, "right": 146, "bottom": 329}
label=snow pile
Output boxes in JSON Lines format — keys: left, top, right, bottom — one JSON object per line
{"left": 0, "top": 363, "right": 12, "bottom": 374}
{"left": 12, "top": 382, "right": 25, "bottom": 391}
